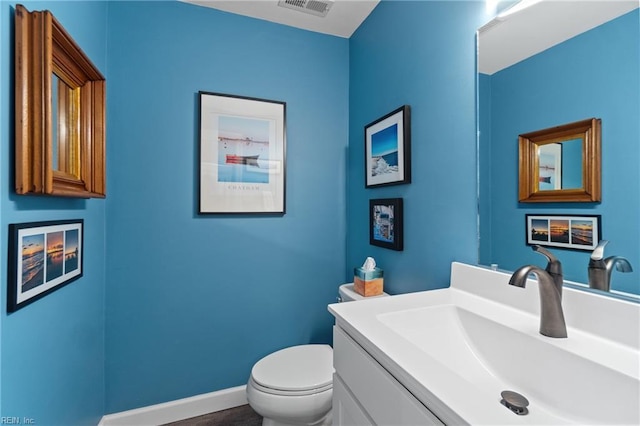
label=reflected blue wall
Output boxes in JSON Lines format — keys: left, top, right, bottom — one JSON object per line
{"left": 480, "top": 10, "right": 640, "bottom": 294}
{"left": 561, "top": 140, "right": 583, "bottom": 189}
{"left": 479, "top": 73, "right": 493, "bottom": 265}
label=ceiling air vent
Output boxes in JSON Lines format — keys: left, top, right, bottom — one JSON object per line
{"left": 277, "top": 0, "right": 334, "bottom": 18}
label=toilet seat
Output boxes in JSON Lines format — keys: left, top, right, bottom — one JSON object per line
{"left": 249, "top": 376, "right": 332, "bottom": 396}
{"left": 250, "top": 344, "right": 333, "bottom": 396}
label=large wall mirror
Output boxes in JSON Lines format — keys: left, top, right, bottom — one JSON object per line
{"left": 478, "top": 1, "right": 639, "bottom": 299}
{"left": 15, "top": 4, "right": 106, "bottom": 198}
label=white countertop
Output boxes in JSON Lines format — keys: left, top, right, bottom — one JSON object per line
{"left": 329, "top": 262, "right": 640, "bottom": 425}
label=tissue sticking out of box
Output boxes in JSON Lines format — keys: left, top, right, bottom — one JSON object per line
{"left": 354, "top": 258, "right": 383, "bottom": 297}
{"left": 362, "top": 256, "right": 376, "bottom": 271}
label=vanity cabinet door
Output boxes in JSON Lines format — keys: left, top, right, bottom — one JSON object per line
{"left": 333, "top": 326, "right": 443, "bottom": 425}
{"left": 333, "top": 374, "right": 374, "bottom": 425}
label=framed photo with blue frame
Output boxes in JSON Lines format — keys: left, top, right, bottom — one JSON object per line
{"left": 364, "top": 105, "right": 411, "bottom": 188}
{"left": 198, "top": 91, "right": 286, "bottom": 214}
{"left": 7, "top": 219, "right": 84, "bottom": 313}
{"left": 370, "top": 198, "right": 403, "bottom": 251}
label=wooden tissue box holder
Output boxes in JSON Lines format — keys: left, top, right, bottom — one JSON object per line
{"left": 353, "top": 267, "right": 384, "bottom": 297}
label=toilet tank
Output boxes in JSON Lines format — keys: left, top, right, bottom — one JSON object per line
{"left": 338, "top": 283, "right": 389, "bottom": 302}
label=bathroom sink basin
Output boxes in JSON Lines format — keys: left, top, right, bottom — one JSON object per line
{"left": 378, "top": 304, "right": 639, "bottom": 425}
{"left": 329, "top": 262, "right": 640, "bottom": 425}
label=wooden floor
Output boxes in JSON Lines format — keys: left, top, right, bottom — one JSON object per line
{"left": 163, "top": 404, "right": 262, "bottom": 426}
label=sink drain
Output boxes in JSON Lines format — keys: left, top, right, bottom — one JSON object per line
{"left": 500, "top": 390, "right": 529, "bottom": 415}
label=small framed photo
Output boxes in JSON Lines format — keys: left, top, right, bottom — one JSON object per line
{"left": 364, "top": 105, "right": 411, "bottom": 188}
{"left": 8, "top": 219, "right": 83, "bottom": 313}
{"left": 370, "top": 198, "right": 403, "bottom": 251}
{"left": 525, "top": 214, "right": 601, "bottom": 251}
{"left": 198, "top": 91, "right": 286, "bottom": 214}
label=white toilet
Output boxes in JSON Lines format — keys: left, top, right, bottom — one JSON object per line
{"left": 246, "top": 283, "right": 389, "bottom": 426}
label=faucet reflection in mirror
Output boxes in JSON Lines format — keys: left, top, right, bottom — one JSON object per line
{"left": 508, "top": 245, "right": 567, "bottom": 338}
{"left": 477, "top": 2, "right": 639, "bottom": 298}
{"left": 588, "top": 240, "right": 633, "bottom": 292}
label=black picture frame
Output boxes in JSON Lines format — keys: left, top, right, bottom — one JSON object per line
{"left": 525, "top": 214, "right": 601, "bottom": 251}
{"left": 364, "top": 105, "right": 411, "bottom": 188}
{"left": 8, "top": 219, "right": 84, "bottom": 313}
{"left": 370, "top": 198, "right": 403, "bottom": 251}
{"left": 198, "top": 91, "right": 286, "bottom": 214}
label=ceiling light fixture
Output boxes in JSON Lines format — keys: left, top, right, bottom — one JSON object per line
{"left": 497, "top": 0, "right": 543, "bottom": 20}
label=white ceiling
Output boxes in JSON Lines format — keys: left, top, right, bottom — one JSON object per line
{"left": 182, "top": 0, "right": 380, "bottom": 38}
{"left": 181, "top": 1, "right": 638, "bottom": 69}
{"left": 479, "top": 1, "right": 639, "bottom": 75}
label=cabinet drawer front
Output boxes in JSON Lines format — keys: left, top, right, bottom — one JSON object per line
{"left": 333, "top": 326, "right": 443, "bottom": 425}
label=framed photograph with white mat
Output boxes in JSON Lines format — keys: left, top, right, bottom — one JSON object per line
{"left": 8, "top": 219, "right": 83, "bottom": 313}
{"left": 364, "top": 105, "right": 411, "bottom": 188}
{"left": 198, "top": 91, "right": 286, "bottom": 214}
{"left": 526, "top": 214, "right": 601, "bottom": 251}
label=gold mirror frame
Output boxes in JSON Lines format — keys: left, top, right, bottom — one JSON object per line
{"left": 15, "top": 4, "right": 106, "bottom": 198}
{"left": 518, "top": 118, "right": 601, "bottom": 203}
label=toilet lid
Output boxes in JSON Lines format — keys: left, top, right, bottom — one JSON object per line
{"left": 251, "top": 344, "right": 333, "bottom": 392}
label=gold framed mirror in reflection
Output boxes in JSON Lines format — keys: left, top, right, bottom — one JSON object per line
{"left": 518, "top": 118, "right": 601, "bottom": 203}
{"left": 14, "top": 4, "right": 106, "bottom": 198}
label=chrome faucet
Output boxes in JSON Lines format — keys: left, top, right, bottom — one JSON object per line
{"left": 588, "top": 240, "right": 634, "bottom": 292}
{"left": 508, "top": 245, "right": 567, "bottom": 338}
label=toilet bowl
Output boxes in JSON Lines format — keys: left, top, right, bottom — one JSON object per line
{"left": 246, "top": 284, "right": 389, "bottom": 426}
{"left": 246, "top": 344, "right": 333, "bottom": 426}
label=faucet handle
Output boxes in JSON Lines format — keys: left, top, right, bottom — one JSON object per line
{"left": 532, "top": 245, "right": 562, "bottom": 275}
{"left": 532, "top": 245, "right": 563, "bottom": 297}
{"left": 590, "top": 240, "right": 609, "bottom": 260}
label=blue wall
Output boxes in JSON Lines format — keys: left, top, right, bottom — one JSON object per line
{"left": 347, "top": 1, "right": 487, "bottom": 294}
{"left": 0, "top": 1, "right": 108, "bottom": 424}
{"left": 104, "top": 1, "right": 348, "bottom": 412}
{"left": 480, "top": 10, "right": 640, "bottom": 295}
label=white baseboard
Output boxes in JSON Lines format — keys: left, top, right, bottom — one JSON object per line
{"left": 98, "top": 385, "right": 248, "bottom": 425}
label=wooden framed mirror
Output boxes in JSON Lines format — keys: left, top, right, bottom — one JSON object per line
{"left": 15, "top": 4, "right": 106, "bottom": 198}
{"left": 518, "top": 118, "right": 601, "bottom": 203}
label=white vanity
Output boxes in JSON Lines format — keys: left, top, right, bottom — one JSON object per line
{"left": 328, "top": 262, "right": 640, "bottom": 425}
